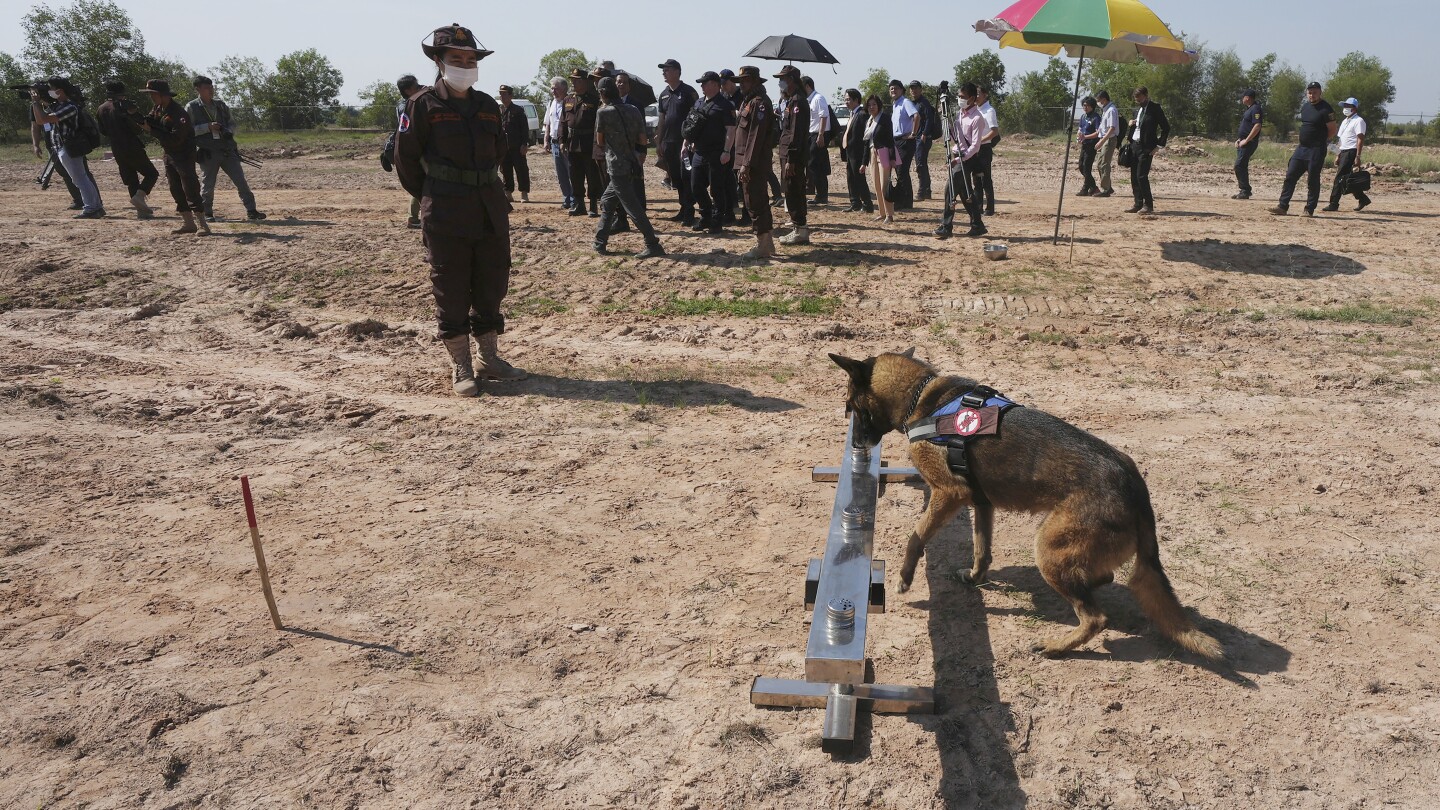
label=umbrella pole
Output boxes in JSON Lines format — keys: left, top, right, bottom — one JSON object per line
{"left": 1053, "top": 48, "right": 1085, "bottom": 245}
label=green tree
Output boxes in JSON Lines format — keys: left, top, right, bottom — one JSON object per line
{"left": 209, "top": 55, "right": 272, "bottom": 128}
{"left": 1085, "top": 58, "right": 1149, "bottom": 107}
{"left": 998, "top": 58, "right": 1073, "bottom": 134}
{"left": 529, "top": 48, "right": 590, "bottom": 100}
{"left": 357, "top": 79, "right": 401, "bottom": 128}
{"left": 1, "top": 52, "right": 31, "bottom": 144}
{"left": 1197, "top": 49, "right": 1247, "bottom": 136}
{"left": 20, "top": 0, "right": 188, "bottom": 103}
{"left": 953, "top": 51, "right": 1007, "bottom": 100}
{"left": 266, "top": 48, "right": 343, "bottom": 129}
{"left": 1268, "top": 65, "right": 1308, "bottom": 140}
{"left": 1243, "top": 53, "right": 1277, "bottom": 105}
{"left": 858, "top": 68, "right": 891, "bottom": 105}
{"left": 1324, "top": 51, "right": 1396, "bottom": 128}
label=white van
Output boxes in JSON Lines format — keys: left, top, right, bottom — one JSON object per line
{"left": 515, "top": 99, "right": 541, "bottom": 145}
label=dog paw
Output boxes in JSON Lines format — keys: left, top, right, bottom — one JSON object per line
{"left": 959, "top": 570, "right": 987, "bottom": 587}
{"left": 1031, "top": 640, "right": 1070, "bottom": 659}
{"left": 897, "top": 580, "right": 911, "bottom": 594}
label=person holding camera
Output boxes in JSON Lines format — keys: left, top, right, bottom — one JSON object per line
{"left": 25, "top": 80, "right": 87, "bottom": 210}
{"left": 139, "top": 79, "right": 209, "bottom": 235}
{"left": 97, "top": 80, "right": 159, "bottom": 219}
{"left": 186, "top": 76, "right": 265, "bottom": 222}
{"left": 30, "top": 77, "right": 104, "bottom": 218}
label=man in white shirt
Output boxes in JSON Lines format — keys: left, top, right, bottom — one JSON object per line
{"left": 976, "top": 86, "right": 999, "bottom": 214}
{"left": 802, "top": 76, "right": 830, "bottom": 205}
{"left": 1323, "top": 97, "right": 1371, "bottom": 212}
{"left": 1094, "top": 90, "right": 1118, "bottom": 197}
{"left": 542, "top": 77, "right": 575, "bottom": 210}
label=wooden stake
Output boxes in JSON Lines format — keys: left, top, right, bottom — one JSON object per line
{"left": 1069, "top": 219, "right": 1077, "bottom": 265}
{"left": 240, "top": 475, "right": 283, "bottom": 630}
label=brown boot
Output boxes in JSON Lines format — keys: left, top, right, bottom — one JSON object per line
{"left": 741, "top": 232, "right": 776, "bottom": 260}
{"left": 442, "top": 335, "right": 479, "bottom": 396}
{"left": 196, "top": 213, "right": 211, "bottom": 236}
{"left": 474, "top": 332, "right": 527, "bottom": 381}
{"left": 172, "top": 211, "right": 198, "bottom": 234}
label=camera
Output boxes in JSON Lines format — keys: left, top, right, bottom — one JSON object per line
{"left": 10, "top": 84, "right": 39, "bottom": 101}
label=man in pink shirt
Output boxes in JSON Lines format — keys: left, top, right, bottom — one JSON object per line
{"left": 934, "top": 81, "right": 988, "bottom": 238}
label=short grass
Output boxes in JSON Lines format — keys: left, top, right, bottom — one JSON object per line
{"left": 1174, "top": 140, "right": 1440, "bottom": 177}
{"left": 1292, "top": 301, "right": 1419, "bottom": 326}
{"left": 643, "top": 294, "right": 839, "bottom": 317}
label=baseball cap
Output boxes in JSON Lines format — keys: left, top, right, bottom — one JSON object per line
{"left": 1241, "top": 88, "right": 1257, "bottom": 99}
{"left": 695, "top": 70, "right": 721, "bottom": 85}
{"left": 658, "top": 58, "right": 681, "bottom": 72}
{"left": 1306, "top": 81, "right": 1322, "bottom": 90}
{"left": 498, "top": 84, "right": 514, "bottom": 94}
{"left": 719, "top": 68, "right": 735, "bottom": 80}
{"left": 1342, "top": 97, "right": 1359, "bottom": 108}
{"left": 907, "top": 80, "right": 922, "bottom": 89}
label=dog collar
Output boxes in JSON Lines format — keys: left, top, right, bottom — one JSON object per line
{"left": 906, "top": 375, "right": 937, "bottom": 423}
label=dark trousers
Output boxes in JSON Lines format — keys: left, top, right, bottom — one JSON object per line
{"left": 199, "top": 148, "right": 257, "bottom": 214}
{"left": 743, "top": 165, "right": 774, "bottom": 234}
{"left": 782, "top": 157, "right": 808, "bottom": 227}
{"left": 163, "top": 151, "right": 204, "bottom": 213}
{"left": 766, "top": 168, "right": 782, "bottom": 199}
{"left": 892, "top": 139, "right": 916, "bottom": 209}
{"left": 501, "top": 149, "right": 530, "bottom": 194}
{"left": 1329, "top": 148, "right": 1370, "bottom": 207}
{"left": 941, "top": 155, "right": 986, "bottom": 231}
{"left": 1130, "top": 149, "right": 1154, "bottom": 207}
{"left": 808, "top": 143, "right": 830, "bottom": 201}
{"left": 1234, "top": 141, "right": 1258, "bottom": 194}
{"left": 568, "top": 151, "right": 603, "bottom": 204}
{"left": 423, "top": 229, "right": 510, "bottom": 338}
{"left": 658, "top": 142, "right": 693, "bottom": 217}
{"left": 690, "top": 152, "right": 726, "bottom": 223}
{"left": 915, "top": 138, "right": 933, "bottom": 196}
{"left": 717, "top": 161, "right": 736, "bottom": 219}
{"left": 845, "top": 156, "right": 873, "bottom": 211}
{"left": 45, "top": 142, "right": 86, "bottom": 206}
{"left": 596, "top": 169, "right": 659, "bottom": 249}
{"left": 1279, "top": 145, "right": 1326, "bottom": 211}
{"left": 113, "top": 146, "right": 158, "bottom": 197}
{"left": 1078, "top": 144, "right": 1097, "bottom": 192}
{"left": 979, "top": 143, "right": 996, "bottom": 212}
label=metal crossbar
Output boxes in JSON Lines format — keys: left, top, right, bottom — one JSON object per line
{"left": 749, "top": 415, "right": 932, "bottom": 755}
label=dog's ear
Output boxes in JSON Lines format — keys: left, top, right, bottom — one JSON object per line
{"left": 900, "top": 346, "right": 917, "bottom": 358}
{"left": 829, "top": 353, "right": 874, "bottom": 387}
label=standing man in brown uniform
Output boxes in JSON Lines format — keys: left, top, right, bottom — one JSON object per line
{"left": 396, "top": 23, "right": 525, "bottom": 396}
{"left": 138, "top": 79, "right": 208, "bottom": 235}
{"left": 732, "top": 66, "right": 776, "bottom": 260}
{"left": 774, "top": 65, "right": 811, "bottom": 246}
{"left": 562, "top": 68, "right": 603, "bottom": 217}
{"left": 497, "top": 84, "right": 530, "bottom": 202}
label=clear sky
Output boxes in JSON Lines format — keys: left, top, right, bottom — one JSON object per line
{"left": 3, "top": 0, "right": 1437, "bottom": 119}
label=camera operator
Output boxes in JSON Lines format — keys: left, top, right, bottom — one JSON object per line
{"left": 23, "top": 80, "right": 85, "bottom": 208}
{"left": 186, "top": 75, "right": 265, "bottom": 221}
{"left": 30, "top": 77, "right": 105, "bottom": 218}
{"left": 97, "top": 80, "right": 159, "bottom": 219}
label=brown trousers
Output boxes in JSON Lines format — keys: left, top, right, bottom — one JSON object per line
{"left": 163, "top": 152, "right": 204, "bottom": 213}
{"left": 423, "top": 230, "right": 511, "bottom": 339}
{"left": 743, "top": 167, "right": 774, "bottom": 235}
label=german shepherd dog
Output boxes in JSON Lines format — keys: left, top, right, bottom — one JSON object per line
{"left": 830, "top": 350, "right": 1222, "bottom": 661}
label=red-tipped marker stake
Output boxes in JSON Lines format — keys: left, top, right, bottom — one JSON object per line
{"left": 240, "top": 475, "right": 284, "bottom": 630}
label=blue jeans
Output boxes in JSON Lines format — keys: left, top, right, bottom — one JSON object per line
{"left": 550, "top": 142, "right": 573, "bottom": 205}
{"left": 57, "top": 145, "right": 102, "bottom": 213}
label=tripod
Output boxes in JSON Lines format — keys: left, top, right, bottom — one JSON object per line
{"left": 936, "top": 83, "right": 976, "bottom": 232}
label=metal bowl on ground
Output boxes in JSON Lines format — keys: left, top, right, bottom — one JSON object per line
{"left": 983, "top": 244, "right": 1009, "bottom": 261}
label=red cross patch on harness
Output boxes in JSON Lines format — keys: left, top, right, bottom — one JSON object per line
{"left": 937, "top": 407, "right": 1001, "bottom": 438}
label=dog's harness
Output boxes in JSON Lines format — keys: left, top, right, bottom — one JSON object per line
{"left": 904, "top": 380, "right": 1020, "bottom": 489}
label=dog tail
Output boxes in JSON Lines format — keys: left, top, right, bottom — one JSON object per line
{"left": 1129, "top": 497, "right": 1225, "bottom": 662}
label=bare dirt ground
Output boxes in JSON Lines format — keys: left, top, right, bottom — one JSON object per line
{"left": 2, "top": 135, "right": 1439, "bottom": 810}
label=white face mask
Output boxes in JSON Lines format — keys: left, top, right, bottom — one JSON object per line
{"left": 442, "top": 64, "right": 478, "bottom": 92}
{"left": 1343, "top": 108, "right": 1355, "bottom": 117}
{"left": 777, "top": 79, "right": 788, "bottom": 93}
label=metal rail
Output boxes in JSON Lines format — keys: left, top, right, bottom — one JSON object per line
{"left": 750, "top": 414, "right": 931, "bottom": 755}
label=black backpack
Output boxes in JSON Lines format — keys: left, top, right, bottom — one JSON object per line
{"left": 924, "top": 100, "right": 943, "bottom": 139}
{"left": 824, "top": 104, "right": 841, "bottom": 147}
{"left": 65, "top": 107, "right": 103, "bottom": 156}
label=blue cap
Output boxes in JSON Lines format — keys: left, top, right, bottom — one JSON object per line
{"left": 1342, "top": 97, "right": 1359, "bottom": 108}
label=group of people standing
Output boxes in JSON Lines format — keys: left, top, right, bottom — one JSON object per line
{"left": 28, "top": 75, "right": 265, "bottom": 233}
{"left": 1070, "top": 80, "right": 1375, "bottom": 217}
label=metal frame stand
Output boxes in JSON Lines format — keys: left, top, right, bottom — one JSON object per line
{"left": 750, "top": 415, "right": 933, "bottom": 755}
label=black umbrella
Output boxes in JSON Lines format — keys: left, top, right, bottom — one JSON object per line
{"left": 743, "top": 34, "right": 839, "bottom": 65}
{"left": 610, "top": 69, "right": 657, "bottom": 108}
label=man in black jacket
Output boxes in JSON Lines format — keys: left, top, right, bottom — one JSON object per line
{"left": 839, "top": 89, "right": 872, "bottom": 214}
{"left": 96, "top": 80, "right": 158, "bottom": 218}
{"left": 1125, "top": 86, "right": 1169, "bottom": 214}
{"left": 655, "top": 58, "right": 699, "bottom": 225}
{"left": 498, "top": 84, "right": 530, "bottom": 202}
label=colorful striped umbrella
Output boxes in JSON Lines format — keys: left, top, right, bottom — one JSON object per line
{"left": 971, "top": 0, "right": 1194, "bottom": 242}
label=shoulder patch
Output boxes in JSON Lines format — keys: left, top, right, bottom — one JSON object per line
{"left": 398, "top": 112, "right": 411, "bottom": 133}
